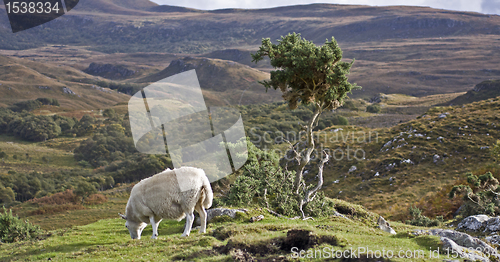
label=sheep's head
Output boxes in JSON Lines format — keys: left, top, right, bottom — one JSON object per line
{"left": 119, "top": 213, "right": 147, "bottom": 239}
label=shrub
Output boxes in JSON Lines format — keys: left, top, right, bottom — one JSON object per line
{"left": 8, "top": 115, "right": 61, "bottom": 142}
{"left": 492, "top": 140, "right": 500, "bottom": 162}
{"left": 84, "top": 193, "right": 108, "bottom": 205}
{"left": 36, "top": 98, "right": 60, "bottom": 106}
{"left": 366, "top": 104, "right": 381, "bottom": 113}
{"left": 28, "top": 189, "right": 79, "bottom": 205}
{"left": 221, "top": 141, "right": 336, "bottom": 217}
{"left": 0, "top": 208, "right": 42, "bottom": 243}
{"left": 405, "top": 206, "right": 443, "bottom": 227}
{"left": 450, "top": 172, "right": 500, "bottom": 217}
{"left": 341, "top": 100, "right": 358, "bottom": 111}
{"left": 9, "top": 100, "right": 42, "bottom": 112}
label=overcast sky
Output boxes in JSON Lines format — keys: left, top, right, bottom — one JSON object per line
{"left": 150, "top": 0, "right": 500, "bottom": 15}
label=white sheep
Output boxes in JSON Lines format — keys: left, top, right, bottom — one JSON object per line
{"left": 119, "top": 167, "right": 213, "bottom": 239}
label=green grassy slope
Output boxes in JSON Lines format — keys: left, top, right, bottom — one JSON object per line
{"left": 0, "top": 199, "right": 444, "bottom": 261}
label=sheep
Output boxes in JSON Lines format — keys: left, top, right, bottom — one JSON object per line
{"left": 119, "top": 167, "right": 213, "bottom": 239}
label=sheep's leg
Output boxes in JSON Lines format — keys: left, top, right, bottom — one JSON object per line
{"left": 181, "top": 212, "right": 194, "bottom": 237}
{"left": 150, "top": 216, "right": 159, "bottom": 239}
{"left": 195, "top": 202, "right": 207, "bottom": 234}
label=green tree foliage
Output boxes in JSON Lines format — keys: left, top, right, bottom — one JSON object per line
{"left": 8, "top": 115, "right": 61, "bottom": 142}
{"left": 52, "top": 115, "right": 76, "bottom": 135}
{"left": 36, "top": 98, "right": 60, "bottom": 106}
{"left": 0, "top": 109, "right": 75, "bottom": 141}
{"left": 104, "top": 154, "right": 172, "bottom": 183}
{"left": 366, "top": 104, "right": 381, "bottom": 113}
{"left": 103, "top": 108, "right": 117, "bottom": 118}
{"left": 0, "top": 170, "right": 112, "bottom": 203}
{"left": 252, "top": 33, "right": 358, "bottom": 218}
{"left": 405, "top": 206, "right": 443, "bottom": 227}
{"left": 9, "top": 100, "right": 42, "bottom": 112}
{"left": 74, "top": 132, "right": 136, "bottom": 167}
{"left": 0, "top": 208, "right": 42, "bottom": 243}
{"left": 252, "top": 33, "right": 358, "bottom": 110}
{"left": 74, "top": 181, "right": 98, "bottom": 204}
{"left": 0, "top": 184, "right": 15, "bottom": 205}
{"left": 341, "top": 100, "right": 358, "bottom": 111}
{"left": 492, "top": 140, "right": 500, "bottom": 162}
{"left": 73, "top": 114, "right": 96, "bottom": 137}
{"left": 450, "top": 172, "right": 500, "bottom": 216}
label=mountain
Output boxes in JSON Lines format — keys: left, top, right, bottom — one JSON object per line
{"left": 1, "top": 3, "right": 499, "bottom": 98}
{"left": 137, "top": 57, "right": 281, "bottom": 106}
{"left": 74, "top": 0, "right": 157, "bottom": 15}
{"left": 445, "top": 80, "right": 500, "bottom": 106}
{"left": 0, "top": 55, "right": 129, "bottom": 109}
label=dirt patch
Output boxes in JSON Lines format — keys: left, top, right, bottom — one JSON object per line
{"left": 215, "top": 229, "right": 340, "bottom": 261}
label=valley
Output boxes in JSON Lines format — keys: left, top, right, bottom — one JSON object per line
{"left": 0, "top": 1, "right": 499, "bottom": 260}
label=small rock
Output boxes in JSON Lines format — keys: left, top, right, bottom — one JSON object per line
{"left": 457, "top": 215, "right": 490, "bottom": 231}
{"left": 195, "top": 208, "right": 247, "bottom": 225}
{"left": 249, "top": 215, "right": 264, "bottom": 223}
{"left": 348, "top": 166, "right": 357, "bottom": 173}
{"left": 378, "top": 216, "right": 396, "bottom": 234}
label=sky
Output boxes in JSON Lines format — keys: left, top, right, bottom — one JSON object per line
{"left": 149, "top": 0, "right": 500, "bottom": 15}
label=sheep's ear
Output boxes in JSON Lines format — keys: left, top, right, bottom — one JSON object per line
{"left": 118, "top": 213, "right": 127, "bottom": 220}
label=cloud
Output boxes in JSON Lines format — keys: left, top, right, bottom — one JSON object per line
{"left": 481, "top": 0, "right": 500, "bottom": 14}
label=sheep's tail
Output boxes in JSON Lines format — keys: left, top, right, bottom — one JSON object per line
{"left": 201, "top": 175, "right": 213, "bottom": 209}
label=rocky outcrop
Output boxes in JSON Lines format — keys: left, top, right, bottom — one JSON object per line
{"left": 414, "top": 228, "right": 499, "bottom": 262}
{"left": 84, "top": 63, "right": 135, "bottom": 80}
{"left": 456, "top": 215, "right": 500, "bottom": 233}
{"left": 441, "top": 237, "right": 489, "bottom": 262}
{"left": 457, "top": 215, "right": 491, "bottom": 231}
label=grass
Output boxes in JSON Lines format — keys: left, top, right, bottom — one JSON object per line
{"left": 0, "top": 135, "right": 81, "bottom": 175}
{"left": 269, "top": 97, "right": 500, "bottom": 220}
{"left": 0, "top": 198, "right": 446, "bottom": 262}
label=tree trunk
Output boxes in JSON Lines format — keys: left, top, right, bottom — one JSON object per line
{"left": 293, "top": 105, "right": 322, "bottom": 194}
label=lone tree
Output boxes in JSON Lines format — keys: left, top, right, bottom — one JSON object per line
{"left": 252, "top": 33, "right": 359, "bottom": 218}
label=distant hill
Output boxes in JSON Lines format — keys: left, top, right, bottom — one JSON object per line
{"left": 74, "top": 0, "right": 157, "bottom": 15}
{"left": 136, "top": 57, "right": 281, "bottom": 106}
{"left": 1, "top": 3, "right": 500, "bottom": 99}
{"left": 0, "top": 55, "right": 129, "bottom": 109}
{"left": 201, "top": 49, "right": 272, "bottom": 70}
{"left": 445, "top": 80, "right": 500, "bottom": 105}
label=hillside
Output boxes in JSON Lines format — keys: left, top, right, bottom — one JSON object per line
{"left": 137, "top": 57, "right": 282, "bottom": 106}
{"left": 312, "top": 97, "right": 500, "bottom": 219}
{"left": 0, "top": 201, "right": 446, "bottom": 261}
{"left": 445, "top": 80, "right": 500, "bottom": 106}
{"left": 201, "top": 49, "right": 272, "bottom": 71}
{"left": 0, "top": 55, "right": 129, "bottom": 109}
